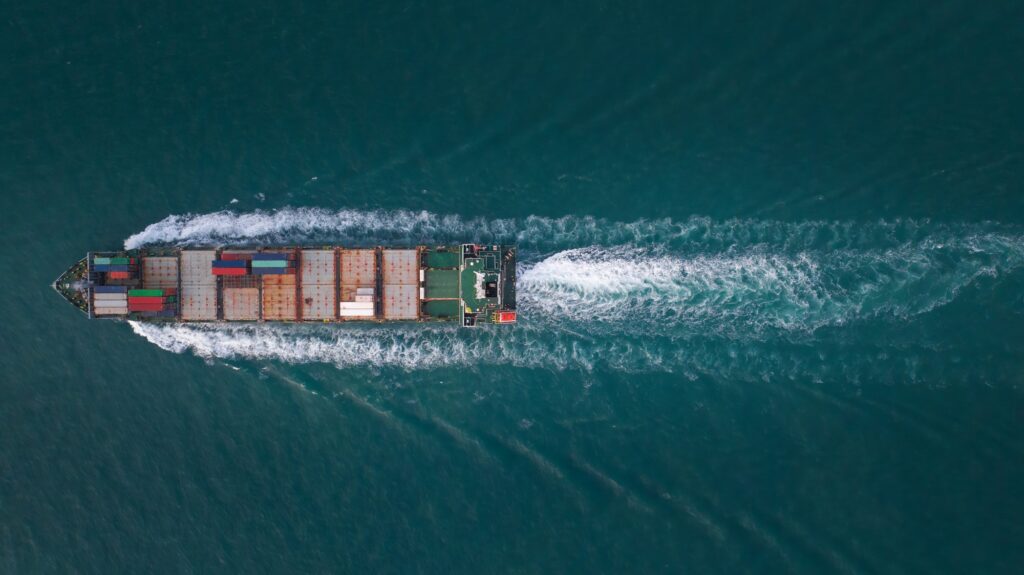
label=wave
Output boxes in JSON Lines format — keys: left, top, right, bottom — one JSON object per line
{"left": 519, "top": 235, "right": 1023, "bottom": 336}
{"left": 124, "top": 208, "right": 1024, "bottom": 375}
{"left": 123, "top": 207, "right": 1021, "bottom": 254}
{"left": 129, "top": 321, "right": 1015, "bottom": 385}
{"left": 124, "top": 208, "right": 519, "bottom": 250}
{"left": 129, "top": 322, "right": 673, "bottom": 372}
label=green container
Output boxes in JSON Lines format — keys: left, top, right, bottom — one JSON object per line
{"left": 128, "top": 289, "right": 165, "bottom": 297}
{"left": 109, "top": 257, "right": 130, "bottom": 265}
{"left": 251, "top": 260, "right": 289, "bottom": 268}
{"left": 93, "top": 257, "right": 112, "bottom": 265}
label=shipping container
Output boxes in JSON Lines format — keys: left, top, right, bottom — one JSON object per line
{"left": 253, "top": 253, "right": 296, "bottom": 260}
{"left": 129, "top": 289, "right": 167, "bottom": 297}
{"left": 252, "top": 267, "right": 290, "bottom": 275}
{"left": 212, "top": 260, "right": 249, "bottom": 268}
{"left": 128, "top": 296, "right": 172, "bottom": 304}
{"left": 109, "top": 257, "right": 131, "bottom": 265}
{"left": 251, "top": 260, "right": 291, "bottom": 268}
{"left": 132, "top": 298, "right": 176, "bottom": 305}
{"left": 94, "top": 306, "right": 128, "bottom": 316}
{"left": 137, "top": 309, "right": 177, "bottom": 318}
{"left": 339, "top": 302, "right": 374, "bottom": 310}
{"left": 94, "top": 293, "right": 128, "bottom": 301}
{"left": 94, "top": 285, "right": 128, "bottom": 294}
{"left": 94, "top": 299, "right": 129, "bottom": 308}
{"left": 339, "top": 301, "right": 375, "bottom": 318}
{"left": 222, "top": 275, "right": 258, "bottom": 289}
{"left": 108, "top": 271, "right": 132, "bottom": 279}
{"left": 129, "top": 304, "right": 176, "bottom": 312}
{"left": 93, "top": 264, "right": 134, "bottom": 272}
{"left": 338, "top": 309, "right": 376, "bottom": 317}
{"left": 92, "top": 257, "right": 112, "bottom": 265}
{"left": 219, "top": 253, "right": 253, "bottom": 261}
{"left": 212, "top": 267, "right": 248, "bottom": 276}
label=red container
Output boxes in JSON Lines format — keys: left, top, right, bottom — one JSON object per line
{"left": 108, "top": 271, "right": 131, "bottom": 279}
{"left": 212, "top": 267, "right": 248, "bottom": 276}
{"left": 128, "top": 302, "right": 174, "bottom": 310}
{"left": 220, "top": 253, "right": 251, "bottom": 261}
{"left": 160, "top": 288, "right": 177, "bottom": 295}
{"left": 128, "top": 296, "right": 168, "bottom": 304}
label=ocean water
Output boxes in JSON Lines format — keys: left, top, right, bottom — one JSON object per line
{"left": 2, "top": 1, "right": 1024, "bottom": 573}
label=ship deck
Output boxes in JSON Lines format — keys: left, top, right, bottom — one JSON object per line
{"left": 62, "top": 245, "right": 516, "bottom": 327}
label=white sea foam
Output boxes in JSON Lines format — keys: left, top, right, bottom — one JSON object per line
{"left": 124, "top": 208, "right": 1024, "bottom": 373}
{"left": 124, "top": 207, "right": 1021, "bottom": 254}
{"left": 518, "top": 235, "right": 1024, "bottom": 335}
{"left": 128, "top": 322, "right": 666, "bottom": 372}
{"left": 519, "top": 247, "right": 826, "bottom": 333}
{"left": 128, "top": 319, "right": 1011, "bottom": 385}
{"left": 124, "top": 208, "right": 519, "bottom": 249}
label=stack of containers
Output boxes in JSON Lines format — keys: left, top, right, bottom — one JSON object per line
{"left": 251, "top": 252, "right": 298, "bottom": 275}
{"left": 212, "top": 258, "right": 250, "bottom": 275}
{"left": 128, "top": 288, "right": 178, "bottom": 317}
{"left": 93, "top": 285, "right": 128, "bottom": 316}
{"left": 92, "top": 256, "right": 138, "bottom": 280}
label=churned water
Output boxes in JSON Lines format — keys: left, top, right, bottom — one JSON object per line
{"left": 2, "top": 1, "right": 1024, "bottom": 573}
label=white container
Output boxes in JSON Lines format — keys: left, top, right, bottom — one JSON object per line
{"left": 339, "top": 309, "right": 374, "bottom": 317}
{"left": 94, "top": 293, "right": 128, "bottom": 301}
{"left": 93, "top": 299, "right": 128, "bottom": 308}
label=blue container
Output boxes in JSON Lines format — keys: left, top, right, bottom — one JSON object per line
{"left": 138, "top": 309, "right": 177, "bottom": 317}
{"left": 212, "top": 260, "right": 249, "bottom": 268}
{"left": 93, "top": 264, "right": 132, "bottom": 272}
{"left": 252, "top": 267, "right": 289, "bottom": 275}
{"left": 252, "top": 253, "right": 295, "bottom": 261}
{"left": 94, "top": 285, "right": 129, "bottom": 294}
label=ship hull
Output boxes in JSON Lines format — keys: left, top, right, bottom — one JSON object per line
{"left": 56, "top": 245, "right": 517, "bottom": 327}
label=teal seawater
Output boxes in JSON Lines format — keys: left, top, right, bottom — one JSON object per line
{"left": 3, "top": 1, "right": 1024, "bottom": 573}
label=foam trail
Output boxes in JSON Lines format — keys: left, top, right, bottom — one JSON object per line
{"left": 518, "top": 236, "right": 1024, "bottom": 336}
{"left": 125, "top": 209, "right": 1024, "bottom": 377}
{"left": 129, "top": 320, "right": 1019, "bottom": 385}
{"left": 124, "top": 208, "right": 518, "bottom": 250}
{"left": 125, "top": 207, "right": 1022, "bottom": 253}
{"left": 128, "top": 322, "right": 619, "bottom": 371}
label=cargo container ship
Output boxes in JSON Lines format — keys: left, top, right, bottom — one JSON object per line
{"left": 54, "top": 245, "right": 517, "bottom": 326}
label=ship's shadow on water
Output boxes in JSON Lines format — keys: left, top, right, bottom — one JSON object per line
{"left": 127, "top": 208, "right": 1024, "bottom": 384}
